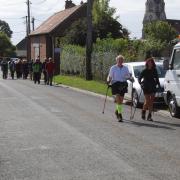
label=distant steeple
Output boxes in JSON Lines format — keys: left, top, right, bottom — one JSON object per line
{"left": 142, "top": 0, "right": 166, "bottom": 38}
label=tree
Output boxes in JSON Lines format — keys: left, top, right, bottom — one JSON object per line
{"left": 143, "top": 21, "right": 177, "bottom": 57}
{"left": 59, "top": 0, "right": 129, "bottom": 46}
{"left": 93, "top": 0, "right": 116, "bottom": 23}
{"left": 0, "top": 20, "right": 13, "bottom": 38}
{"left": 0, "top": 32, "right": 15, "bottom": 57}
{"left": 93, "top": 0, "right": 129, "bottom": 39}
{"left": 144, "top": 21, "right": 177, "bottom": 44}
{"left": 60, "top": 18, "right": 87, "bottom": 46}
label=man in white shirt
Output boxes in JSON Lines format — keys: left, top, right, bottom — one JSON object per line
{"left": 107, "top": 55, "right": 130, "bottom": 122}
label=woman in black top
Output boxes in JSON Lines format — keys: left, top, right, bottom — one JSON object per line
{"left": 138, "top": 58, "right": 160, "bottom": 121}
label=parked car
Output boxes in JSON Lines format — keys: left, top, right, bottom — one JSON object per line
{"left": 124, "top": 61, "right": 166, "bottom": 107}
{"left": 163, "top": 42, "right": 180, "bottom": 117}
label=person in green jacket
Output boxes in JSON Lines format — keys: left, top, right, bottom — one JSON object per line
{"left": 33, "top": 57, "right": 42, "bottom": 84}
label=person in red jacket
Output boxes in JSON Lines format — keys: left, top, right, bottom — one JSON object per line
{"left": 46, "top": 57, "right": 55, "bottom": 86}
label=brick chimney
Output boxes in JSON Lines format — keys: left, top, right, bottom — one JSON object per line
{"left": 65, "top": 0, "right": 75, "bottom": 9}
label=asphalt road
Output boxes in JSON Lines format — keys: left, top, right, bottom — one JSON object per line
{"left": 0, "top": 78, "right": 180, "bottom": 180}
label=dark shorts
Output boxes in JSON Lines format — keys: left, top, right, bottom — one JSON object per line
{"left": 141, "top": 83, "right": 157, "bottom": 94}
{"left": 111, "top": 81, "right": 128, "bottom": 96}
{"left": 143, "top": 89, "right": 156, "bottom": 95}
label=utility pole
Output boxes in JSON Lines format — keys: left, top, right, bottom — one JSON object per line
{"left": 26, "top": 16, "right": 28, "bottom": 37}
{"left": 31, "top": 17, "right": 35, "bottom": 31}
{"left": 26, "top": 0, "right": 31, "bottom": 61}
{"left": 22, "top": 16, "right": 28, "bottom": 37}
{"left": 27, "top": 0, "right": 31, "bottom": 34}
{"left": 86, "top": 0, "right": 93, "bottom": 80}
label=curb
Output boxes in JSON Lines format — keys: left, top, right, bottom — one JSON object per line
{"left": 55, "top": 82, "right": 171, "bottom": 118}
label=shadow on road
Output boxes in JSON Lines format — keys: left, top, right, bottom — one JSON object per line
{"left": 123, "top": 119, "right": 175, "bottom": 130}
{"left": 153, "top": 120, "right": 180, "bottom": 128}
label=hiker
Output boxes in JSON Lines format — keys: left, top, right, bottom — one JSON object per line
{"left": 138, "top": 57, "right": 161, "bottom": 121}
{"left": 16, "top": 59, "right": 23, "bottom": 79}
{"left": 1, "top": 59, "right": 8, "bottom": 79}
{"left": 46, "top": 57, "right": 55, "bottom": 86}
{"left": 33, "top": 57, "right": 42, "bottom": 84}
{"left": 22, "top": 59, "right": 29, "bottom": 79}
{"left": 42, "top": 58, "right": 49, "bottom": 84}
{"left": 9, "top": 60, "right": 16, "bottom": 79}
{"left": 28, "top": 59, "right": 33, "bottom": 80}
{"left": 107, "top": 55, "right": 131, "bottom": 122}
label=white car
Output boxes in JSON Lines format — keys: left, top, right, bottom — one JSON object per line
{"left": 124, "top": 61, "right": 166, "bottom": 107}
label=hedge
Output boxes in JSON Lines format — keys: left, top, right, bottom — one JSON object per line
{"left": 60, "top": 38, "right": 143, "bottom": 80}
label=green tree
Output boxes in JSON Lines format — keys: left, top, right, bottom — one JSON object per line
{"left": 93, "top": 0, "right": 129, "bottom": 39}
{"left": 59, "top": 0, "right": 129, "bottom": 46}
{"left": 0, "top": 32, "right": 15, "bottom": 57}
{"left": 143, "top": 21, "right": 177, "bottom": 57}
{"left": 93, "top": 0, "right": 116, "bottom": 23}
{"left": 60, "top": 18, "right": 88, "bottom": 46}
{"left": 0, "top": 20, "right": 13, "bottom": 38}
{"left": 144, "top": 21, "right": 177, "bottom": 43}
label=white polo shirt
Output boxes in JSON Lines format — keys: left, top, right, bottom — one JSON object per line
{"left": 108, "top": 65, "right": 130, "bottom": 84}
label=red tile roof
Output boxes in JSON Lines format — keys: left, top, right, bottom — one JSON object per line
{"left": 30, "top": 5, "right": 83, "bottom": 36}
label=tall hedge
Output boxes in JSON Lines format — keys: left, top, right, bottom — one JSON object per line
{"left": 60, "top": 38, "right": 142, "bottom": 80}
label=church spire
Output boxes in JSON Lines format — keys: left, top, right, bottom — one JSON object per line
{"left": 142, "top": 0, "right": 166, "bottom": 38}
{"left": 143, "top": 0, "right": 166, "bottom": 24}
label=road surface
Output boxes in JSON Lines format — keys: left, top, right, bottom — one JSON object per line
{"left": 0, "top": 78, "right": 180, "bottom": 180}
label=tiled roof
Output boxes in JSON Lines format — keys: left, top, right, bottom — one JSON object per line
{"left": 16, "top": 38, "right": 27, "bottom": 50}
{"left": 30, "top": 5, "right": 83, "bottom": 36}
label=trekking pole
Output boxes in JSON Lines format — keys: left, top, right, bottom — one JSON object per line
{"left": 130, "top": 80, "right": 134, "bottom": 119}
{"left": 53, "top": 71, "right": 56, "bottom": 85}
{"left": 53, "top": 73, "right": 55, "bottom": 85}
{"left": 102, "top": 85, "right": 110, "bottom": 114}
{"left": 130, "top": 88, "right": 143, "bottom": 120}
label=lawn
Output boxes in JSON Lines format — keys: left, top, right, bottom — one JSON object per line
{"left": 54, "top": 75, "right": 112, "bottom": 96}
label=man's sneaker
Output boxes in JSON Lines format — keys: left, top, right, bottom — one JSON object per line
{"left": 118, "top": 113, "right": 123, "bottom": 122}
{"left": 141, "top": 110, "right": 146, "bottom": 120}
{"left": 147, "top": 113, "right": 153, "bottom": 121}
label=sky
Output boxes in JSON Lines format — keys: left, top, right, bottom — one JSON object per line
{"left": 0, "top": 0, "right": 180, "bottom": 45}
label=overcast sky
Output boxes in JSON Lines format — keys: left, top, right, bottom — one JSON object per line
{"left": 0, "top": 0, "right": 180, "bottom": 45}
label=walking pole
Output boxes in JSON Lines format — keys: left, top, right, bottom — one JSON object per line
{"left": 53, "top": 73, "right": 55, "bottom": 85}
{"left": 130, "top": 80, "right": 134, "bottom": 119}
{"left": 102, "top": 85, "right": 110, "bottom": 114}
{"left": 130, "top": 88, "right": 143, "bottom": 120}
{"left": 52, "top": 71, "right": 56, "bottom": 85}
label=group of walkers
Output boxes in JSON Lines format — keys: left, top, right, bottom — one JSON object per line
{"left": 1, "top": 54, "right": 160, "bottom": 122}
{"left": 107, "top": 55, "right": 161, "bottom": 122}
{"left": 0, "top": 56, "right": 55, "bottom": 86}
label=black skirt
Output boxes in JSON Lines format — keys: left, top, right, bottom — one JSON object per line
{"left": 141, "top": 81, "right": 157, "bottom": 94}
{"left": 111, "top": 81, "right": 128, "bottom": 96}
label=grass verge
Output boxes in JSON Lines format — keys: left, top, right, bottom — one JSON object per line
{"left": 54, "top": 75, "right": 111, "bottom": 96}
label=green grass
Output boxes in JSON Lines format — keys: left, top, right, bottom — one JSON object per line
{"left": 54, "top": 75, "right": 112, "bottom": 96}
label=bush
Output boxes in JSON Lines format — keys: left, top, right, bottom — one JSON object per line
{"left": 61, "top": 45, "right": 86, "bottom": 76}
{"left": 60, "top": 38, "right": 143, "bottom": 80}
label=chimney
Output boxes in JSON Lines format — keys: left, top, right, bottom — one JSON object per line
{"left": 65, "top": 0, "right": 76, "bottom": 9}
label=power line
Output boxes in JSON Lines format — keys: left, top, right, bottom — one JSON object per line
{"left": 34, "top": 18, "right": 43, "bottom": 22}
{"left": 31, "top": 0, "right": 47, "bottom": 5}
{"left": 31, "top": 0, "right": 60, "bottom": 11}
{"left": 0, "top": 17, "right": 23, "bottom": 20}
{"left": 1, "top": 1, "right": 25, "bottom": 6}
{"left": 13, "top": 31, "right": 26, "bottom": 33}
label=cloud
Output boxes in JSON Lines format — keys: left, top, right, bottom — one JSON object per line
{"left": 0, "top": 0, "right": 180, "bottom": 45}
